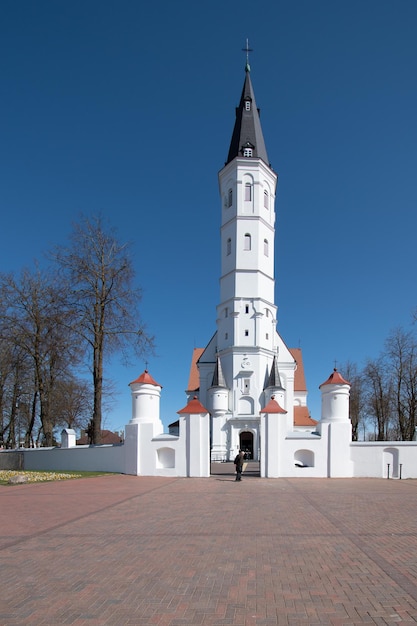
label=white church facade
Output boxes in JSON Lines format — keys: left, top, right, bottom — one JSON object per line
{"left": 8, "top": 63, "right": 417, "bottom": 479}
{"left": 183, "top": 65, "right": 317, "bottom": 464}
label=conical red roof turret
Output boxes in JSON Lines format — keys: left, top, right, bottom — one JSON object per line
{"left": 319, "top": 369, "right": 350, "bottom": 388}
{"left": 177, "top": 396, "right": 209, "bottom": 415}
{"left": 130, "top": 370, "right": 162, "bottom": 388}
{"left": 260, "top": 396, "right": 287, "bottom": 414}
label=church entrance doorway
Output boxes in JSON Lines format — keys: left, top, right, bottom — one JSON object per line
{"left": 240, "top": 431, "right": 254, "bottom": 459}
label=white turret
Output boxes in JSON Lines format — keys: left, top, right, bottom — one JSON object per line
{"left": 207, "top": 356, "right": 229, "bottom": 461}
{"left": 264, "top": 354, "right": 286, "bottom": 407}
{"left": 320, "top": 368, "right": 350, "bottom": 422}
{"left": 260, "top": 396, "right": 287, "bottom": 477}
{"left": 129, "top": 369, "right": 162, "bottom": 427}
{"left": 319, "top": 368, "right": 353, "bottom": 477}
{"left": 207, "top": 356, "right": 229, "bottom": 416}
{"left": 177, "top": 396, "right": 210, "bottom": 477}
{"left": 125, "top": 369, "right": 163, "bottom": 476}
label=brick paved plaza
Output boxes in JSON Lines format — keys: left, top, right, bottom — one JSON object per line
{"left": 1, "top": 467, "right": 417, "bottom": 625}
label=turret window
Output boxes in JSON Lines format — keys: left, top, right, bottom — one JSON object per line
{"left": 228, "top": 188, "right": 233, "bottom": 207}
{"left": 245, "top": 305, "right": 249, "bottom": 314}
{"left": 245, "top": 330, "right": 249, "bottom": 337}
{"left": 244, "top": 234, "right": 251, "bottom": 251}
{"left": 245, "top": 183, "right": 252, "bottom": 201}
{"left": 264, "top": 190, "right": 269, "bottom": 208}
{"left": 245, "top": 100, "right": 251, "bottom": 111}
{"left": 264, "top": 239, "right": 269, "bottom": 256}
{"left": 226, "top": 238, "right": 231, "bottom": 256}
{"left": 243, "top": 147, "right": 253, "bottom": 157}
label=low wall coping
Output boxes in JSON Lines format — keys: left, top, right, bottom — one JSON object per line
{"left": 351, "top": 441, "right": 417, "bottom": 447}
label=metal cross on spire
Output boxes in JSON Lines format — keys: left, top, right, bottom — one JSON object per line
{"left": 242, "top": 38, "right": 253, "bottom": 72}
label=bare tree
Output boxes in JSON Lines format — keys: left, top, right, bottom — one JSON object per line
{"left": 340, "top": 361, "right": 365, "bottom": 441}
{"left": 385, "top": 327, "right": 417, "bottom": 441}
{"left": 0, "top": 268, "right": 79, "bottom": 446}
{"left": 363, "top": 357, "right": 393, "bottom": 440}
{"left": 0, "top": 284, "right": 14, "bottom": 446}
{"left": 0, "top": 342, "right": 15, "bottom": 447}
{"left": 53, "top": 215, "right": 154, "bottom": 443}
{"left": 50, "top": 377, "right": 93, "bottom": 431}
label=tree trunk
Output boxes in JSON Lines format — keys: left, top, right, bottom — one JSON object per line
{"left": 24, "top": 390, "right": 38, "bottom": 448}
{"left": 92, "top": 338, "right": 103, "bottom": 444}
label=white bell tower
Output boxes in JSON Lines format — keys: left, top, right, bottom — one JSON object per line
{"left": 217, "top": 66, "right": 278, "bottom": 358}
{"left": 196, "top": 61, "right": 296, "bottom": 461}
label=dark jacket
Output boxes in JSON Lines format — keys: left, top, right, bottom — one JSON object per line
{"left": 234, "top": 452, "right": 245, "bottom": 470}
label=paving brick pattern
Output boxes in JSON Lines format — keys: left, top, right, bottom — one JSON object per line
{"left": 1, "top": 469, "right": 417, "bottom": 625}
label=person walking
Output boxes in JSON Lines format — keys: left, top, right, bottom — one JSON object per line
{"left": 234, "top": 450, "right": 245, "bottom": 481}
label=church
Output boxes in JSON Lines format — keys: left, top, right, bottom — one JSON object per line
{"left": 120, "top": 61, "right": 417, "bottom": 479}
{"left": 26, "top": 61, "right": 417, "bottom": 480}
{"left": 183, "top": 61, "right": 316, "bottom": 463}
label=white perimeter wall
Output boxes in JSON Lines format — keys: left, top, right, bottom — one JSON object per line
{"left": 10, "top": 432, "right": 417, "bottom": 480}
{"left": 351, "top": 442, "right": 417, "bottom": 479}
{"left": 22, "top": 445, "right": 125, "bottom": 473}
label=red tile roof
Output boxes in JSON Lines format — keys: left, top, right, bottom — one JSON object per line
{"left": 130, "top": 370, "right": 162, "bottom": 387}
{"left": 77, "top": 430, "right": 123, "bottom": 445}
{"left": 260, "top": 397, "right": 287, "bottom": 414}
{"left": 294, "top": 406, "right": 317, "bottom": 427}
{"left": 187, "top": 348, "right": 205, "bottom": 391}
{"left": 177, "top": 396, "right": 209, "bottom": 415}
{"left": 289, "top": 348, "right": 307, "bottom": 392}
{"left": 319, "top": 369, "right": 350, "bottom": 388}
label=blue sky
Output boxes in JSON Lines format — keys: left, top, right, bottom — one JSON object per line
{"left": 1, "top": 1, "right": 417, "bottom": 433}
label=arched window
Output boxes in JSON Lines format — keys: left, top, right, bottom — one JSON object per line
{"left": 244, "top": 234, "right": 251, "bottom": 251}
{"left": 245, "top": 183, "right": 252, "bottom": 201}
{"left": 264, "top": 190, "right": 269, "bottom": 208}
{"left": 264, "top": 239, "right": 269, "bottom": 256}
{"left": 228, "top": 188, "right": 233, "bottom": 207}
{"left": 294, "top": 450, "right": 315, "bottom": 468}
{"left": 156, "top": 447, "right": 175, "bottom": 469}
{"left": 226, "top": 238, "right": 231, "bottom": 256}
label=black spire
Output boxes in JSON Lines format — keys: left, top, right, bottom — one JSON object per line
{"left": 265, "top": 355, "right": 285, "bottom": 391}
{"left": 226, "top": 68, "right": 269, "bottom": 166}
{"left": 211, "top": 356, "right": 227, "bottom": 388}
